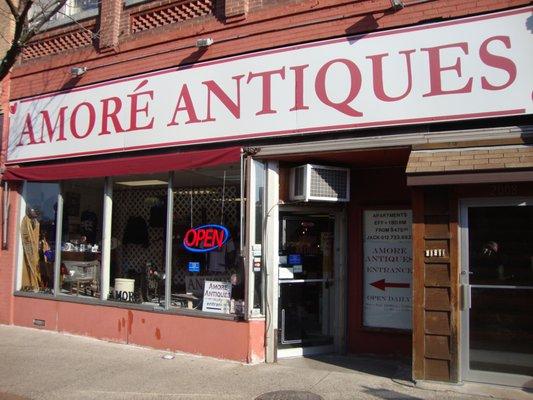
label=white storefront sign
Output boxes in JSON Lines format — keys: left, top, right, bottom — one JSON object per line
{"left": 363, "top": 210, "right": 412, "bottom": 330}
{"left": 7, "top": 7, "right": 533, "bottom": 163}
{"left": 202, "top": 280, "right": 232, "bottom": 314}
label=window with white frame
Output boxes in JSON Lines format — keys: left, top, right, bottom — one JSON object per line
{"left": 17, "top": 163, "right": 251, "bottom": 318}
{"left": 29, "top": 0, "right": 99, "bottom": 25}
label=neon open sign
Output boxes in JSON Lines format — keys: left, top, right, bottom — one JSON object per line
{"left": 183, "top": 224, "right": 230, "bottom": 253}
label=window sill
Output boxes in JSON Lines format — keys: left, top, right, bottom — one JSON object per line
{"left": 13, "top": 291, "right": 243, "bottom": 322}
{"left": 124, "top": 0, "right": 151, "bottom": 8}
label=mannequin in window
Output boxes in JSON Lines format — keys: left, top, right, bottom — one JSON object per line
{"left": 21, "top": 207, "right": 42, "bottom": 291}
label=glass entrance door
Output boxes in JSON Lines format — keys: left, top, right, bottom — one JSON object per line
{"left": 461, "top": 199, "right": 533, "bottom": 387}
{"left": 278, "top": 213, "right": 335, "bottom": 353}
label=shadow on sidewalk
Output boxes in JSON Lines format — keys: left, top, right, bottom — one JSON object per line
{"left": 278, "top": 353, "right": 412, "bottom": 381}
{"left": 361, "top": 386, "right": 423, "bottom": 400}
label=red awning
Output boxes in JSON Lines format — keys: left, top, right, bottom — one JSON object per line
{"left": 3, "top": 147, "right": 241, "bottom": 181}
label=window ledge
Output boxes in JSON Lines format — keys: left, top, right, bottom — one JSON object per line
{"left": 13, "top": 291, "right": 243, "bottom": 322}
{"left": 124, "top": 0, "right": 150, "bottom": 8}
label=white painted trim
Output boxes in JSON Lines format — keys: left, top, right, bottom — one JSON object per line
{"left": 100, "top": 177, "right": 113, "bottom": 301}
{"left": 164, "top": 172, "right": 174, "bottom": 310}
{"left": 14, "top": 183, "right": 27, "bottom": 292}
{"left": 256, "top": 126, "right": 533, "bottom": 157}
{"left": 277, "top": 345, "right": 335, "bottom": 359}
{"left": 53, "top": 188, "right": 64, "bottom": 296}
{"left": 264, "top": 161, "right": 279, "bottom": 363}
{"left": 244, "top": 157, "right": 256, "bottom": 319}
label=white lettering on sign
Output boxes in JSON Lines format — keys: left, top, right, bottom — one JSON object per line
{"left": 7, "top": 7, "right": 532, "bottom": 163}
{"left": 363, "top": 209, "right": 413, "bottom": 330}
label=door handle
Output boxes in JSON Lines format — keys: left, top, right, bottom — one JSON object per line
{"left": 461, "top": 284, "right": 470, "bottom": 310}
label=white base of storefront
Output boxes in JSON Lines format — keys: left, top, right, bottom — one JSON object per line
{"left": 277, "top": 345, "right": 336, "bottom": 359}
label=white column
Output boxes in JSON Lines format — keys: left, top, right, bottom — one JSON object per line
{"left": 14, "top": 182, "right": 28, "bottom": 291}
{"left": 244, "top": 157, "right": 255, "bottom": 319}
{"left": 264, "top": 160, "right": 279, "bottom": 363}
{"left": 164, "top": 172, "right": 174, "bottom": 309}
{"left": 53, "top": 187, "right": 64, "bottom": 296}
{"left": 100, "top": 177, "right": 113, "bottom": 301}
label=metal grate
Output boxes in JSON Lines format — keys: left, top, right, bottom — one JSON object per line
{"left": 309, "top": 167, "right": 348, "bottom": 199}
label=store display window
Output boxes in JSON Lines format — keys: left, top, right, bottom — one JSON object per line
{"left": 20, "top": 182, "right": 59, "bottom": 293}
{"left": 110, "top": 173, "right": 168, "bottom": 306}
{"left": 59, "top": 179, "right": 104, "bottom": 298}
{"left": 170, "top": 165, "right": 244, "bottom": 315}
{"left": 18, "top": 162, "right": 245, "bottom": 317}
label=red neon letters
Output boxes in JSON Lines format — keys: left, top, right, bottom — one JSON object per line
{"left": 183, "top": 224, "right": 229, "bottom": 253}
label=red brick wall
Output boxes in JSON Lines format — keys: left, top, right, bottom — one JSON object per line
{"left": 347, "top": 167, "right": 412, "bottom": 357}
{"left": 9, "top": 0, "right": 530, "bottom": 100}
{"left": 0, "top": 182, "right": 20, "bottom": 325}
{"left": 99, "top": 0, "right": 123, "bottom": 51}
{"left": 0, "top": 77, "right": 17, "bottom": 325}
{"left": 225, "top": 0, "right": 248, "bottom": 21}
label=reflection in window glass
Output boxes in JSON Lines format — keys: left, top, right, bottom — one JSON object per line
{"left": 21, "top": 182, "right": 59, "bottom": 293}
{"left": 468, "top": 205, "right": 533, "bottom": 375}
{"left": 30, "top": 0, "right": 99, "bottom": 23}
{"left": 469, "top": 206, "right": 533, "bottom": 286}
{"left": 110, "top": 174, "right": 168, "bottom": 305}
{"left": 171, "top": 165, "right": 244, "bottom": 315}
{"left": 59, "top": 179, "right": 104, "bottom": 298}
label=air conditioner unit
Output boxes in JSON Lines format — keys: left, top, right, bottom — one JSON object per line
{"left": 289, "top": 164, "right": 350, "bottom": 202}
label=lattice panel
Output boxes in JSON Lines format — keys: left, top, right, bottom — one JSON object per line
{"left": 172, "top": 186, "right": 239, "bottom": 288}
{"left": 22, "top": 29, "right": 94, "bottom": 60}
{"left": 113, "top": 185, "right": 239, "bottom": 288}
{"left": 131, "top": 0, "right": 213, "bottom": 34}
{"left": 113, "top": 188, "right": 167, "bottom": 276}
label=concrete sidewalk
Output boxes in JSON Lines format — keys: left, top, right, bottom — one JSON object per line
{"left": 0, "top": 325, "right": 529, "bottom": 400}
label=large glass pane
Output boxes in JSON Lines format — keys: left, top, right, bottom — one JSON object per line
{"left": 59, "top": 179, "right": 104, "bottom": 298}
{"left": 109, "top": 174, "right": 168, "bottom": 305}
{"left": 279, "top": 281, "right": 333, "bottom": 347}
{"left": 468, "top": 205, "right": 533, "bottom": 376}
{"left": 470, "top": 287, "right": 533, "bottom": 375}
{"left": 280, "top": 216, "right": 334, "bottom": 280}
{"left": 20, "top": 182, "right": 59, "bottom": 293}
{"left": 469, "top": 206, "right": 533, "bottom": 286}
{"left": 278, "top": 213, "right": 335, "bottom": 348}
{"left": 170, "top": 165, "right": 244, "bottom": 315}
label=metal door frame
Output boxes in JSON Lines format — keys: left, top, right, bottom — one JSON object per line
{"left": 276, "top": 205, "right": 347, "bottom": 358}
{"left": 459, "top": 196, "right": 533, "bottom": 387}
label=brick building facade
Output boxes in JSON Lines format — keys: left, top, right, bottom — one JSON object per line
{"left": 1, "top": 0, "right": 532, "bottom": 388}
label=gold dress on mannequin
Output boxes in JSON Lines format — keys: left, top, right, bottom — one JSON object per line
{"left": 21, "top": 214, "right": 42, "bottom": 290}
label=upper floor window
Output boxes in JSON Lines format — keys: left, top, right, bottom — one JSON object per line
{"left": 55, "top": 0, "right": 99, "bottom": 19}
{"left": 30, "top": 0, "right": 99, "bottom": 28}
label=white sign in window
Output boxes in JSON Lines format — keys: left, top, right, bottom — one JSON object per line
{"left": 202, "top": 280, "right": 232, "bottom": 314}
{"left": 363, "top": 209, "right": 412, "bottom": 330}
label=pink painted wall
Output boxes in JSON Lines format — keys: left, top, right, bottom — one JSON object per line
{"left": 0, "top": 182, "right": 20, "bottom": 325}
{"left": 12, "top": 296, "right": 265, "bottom": 362}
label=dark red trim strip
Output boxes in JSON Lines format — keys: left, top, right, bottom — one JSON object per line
{"left": 3, "top": 146, "right": 241, "bottom": 181}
